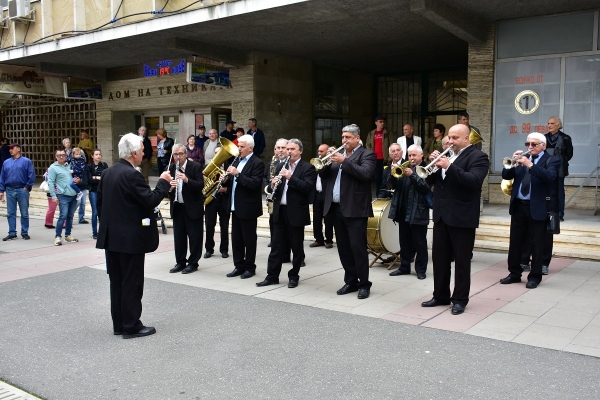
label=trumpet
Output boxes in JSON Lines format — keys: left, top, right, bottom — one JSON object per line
{"left": 267, "top": 156, "right": 290, "bottom": 202}
{"left": 391, "top": 160, "right": 413, "bottom": 179}
{"left": 310, "top": 144, "right": 345, "bottom": 170}
{"left": 502, "top": 150, "right": 531, "bottom": 169}
{"left": 416, "top": 146, "right": 453, "bottom": 178}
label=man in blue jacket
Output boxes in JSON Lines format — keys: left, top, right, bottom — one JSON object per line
{"left": 500, "top": 132, "right": 560, "bottom": 289}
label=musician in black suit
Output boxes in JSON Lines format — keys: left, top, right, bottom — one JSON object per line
{"left": 500, "top": 132, "right": 559, "bottom": 289}
{"left": 387, "top": 145, "right": 431, "bottom": 279}
{"left": 257, "top": 139, "right": 316, "bottom": 288}
{"left": 204, "top": 146, "right": 231, "bottom": 259}
{"left": 310, "top": 144, "right": 335, "bottom": 249}
{"left": 167, "top": 144, "right": 205, "bottom": 274}
{"left": 421, "top": 124, "right": 489, "bottom": 315}
{"left": 319, "top": 124, "right": 377, "bottom": 299}
{"left": 265, "top": 139, "right": 289, "bottom": 246}
{"left": 223, "top": 135, "right": 264, "bottom": 279}
{"left": 96, "top": 133, "right": 171, "bottom": 339}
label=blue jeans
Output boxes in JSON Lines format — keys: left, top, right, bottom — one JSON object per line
{"left": 89, "top": 191, "right": 98, "bottom": 235}
{"left": 6, "top": 187, "right": 29, "bottom": 236}
{"left": 55, "top": 194, "right": 78, "bottom": 238}
{"left": 77, "top": 189, "right": 87, "bottom": 222}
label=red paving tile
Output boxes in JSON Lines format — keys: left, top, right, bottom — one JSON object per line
{"left": 390, "top": 298, "right": 450, "bottom": 320}
{"left": 421, "top": 310, "right": 488, "bottom": 332}
{"left": 472, "top": 283, "right": 528, "bottom": 302}
{"left": 462, "top": 296, "right": 508, "bottom": 315}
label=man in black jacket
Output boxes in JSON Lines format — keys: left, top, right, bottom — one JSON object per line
{"left": 257, "top": 139, "right": 316, "bottom": 288}
{"left": 387, "top": 145, "right": 431, "bottom": 279}
{"left": 223, "top": 135, "right": 265, "bottom": 279}
{"left": 422, "top": 124, "right": 489, "bottom": 315}
{"left": 247, "top": 118, "right": 266, "bottom": 158}
{"left": 546, "top": 116, "right": 573, "bottom": 221}
{"left": 167, "top": 144, "right": 205, "bottom": 275}
{"left": 319, "top": 124, "right": 377, "bottom": 299}
{"left": 96, "top": 133, "right": 171, "bottom": 339}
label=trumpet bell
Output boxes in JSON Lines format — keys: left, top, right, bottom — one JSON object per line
{"left": 501, "top": 179, "right": 513, "bottom": 196}
{"left": 502, "top": 157, "right": 513, "bottom": 169}
{"left": 391, "top": 160, "right": 412, "bottom": 179}
{"left": 469, "top": 128, "right": 484, "bottom": 145}
{"left": 310, "top": 158, "right": 324, "bottom": 170}
{"left": 416, "top": 166, "right": 429, "bottom": 179}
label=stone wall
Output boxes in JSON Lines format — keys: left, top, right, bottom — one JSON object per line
{"left": 468, "top": 26, "right": 495, "bottom": 202}
{"left": 349, "top": 70, "right": 375, "bottom": 143}
{"left": 252, "top": 52, "right": 314, "bottom": 160}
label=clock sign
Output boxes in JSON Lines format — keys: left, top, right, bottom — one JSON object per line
{"left": 514, "top": 90, "right": 540, "bottom": 115}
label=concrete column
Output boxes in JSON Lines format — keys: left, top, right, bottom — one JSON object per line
{"left": 73, "top": 0, "right": 86, "bottom": 31}
{"left": 41, "top": 0, "right": 53, "bottom": 39}
{"left": 96, "top": 110, "right": 114, "bottom": 164}
{"left": 467, "top": 26, "right": 495, "bottom": 202}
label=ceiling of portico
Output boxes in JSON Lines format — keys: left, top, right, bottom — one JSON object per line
{"left": 1, "top": 0, "right": 598, "bottom": 77}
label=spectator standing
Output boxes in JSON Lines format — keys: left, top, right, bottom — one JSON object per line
{"left": 195, "top": 125, "right": 209, "bottom": 149}
{"left": 138, "top": 126, "right": 153, "bottom": 184}
{"left": 247, "top": 118, "right": 266, "bottom": 157}
{"left": 221, "top": 120, "right": 237, "bottom": 142}
{"left": 86, "top": 149, "right": 108, "bottom": 239}
{"left": 203, "top": 129, "right": 220, "bottom": 167}
{"left": 0, "top": 143, "right": 36, "bottom": 241}
{"left": 366, "top": 115, "right": 392, "bottom": 194}
{"left": 185, "top": 135, "right": 204, "bottom": 165}
{"left": 156, "top": 128, "right": 174, "bottom": 172}
{"left": 545, "top": 116, "right": 573, "bottom": 221}
{"left": 48, "top": 148, "right": 80, "bottom": 246}
{"left": 423, "top": 124, "right": 445, "bottom": 161}
{"left": 232, "top": 128, "right": 245, "bottom": 146}
{"left": 78, "top": 131, "right": 95, "bottom": 162}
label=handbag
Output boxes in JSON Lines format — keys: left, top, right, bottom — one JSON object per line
{"left": 39, "top": 180, "right": 49, "bottom": 192}
{"left": 547, "top": 211, "right": 560, "bottom": 234}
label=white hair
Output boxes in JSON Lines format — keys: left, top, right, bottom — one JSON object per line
{"left": 549, "top": 116, "right": 562, "bottom": 128}
{"left": 238, "top": 134, "right": 254, "bottom": 148}
{"left": 118, "top": 133, "right": 143, "bottom": 158}
{"left": 527, "top": 132, "right": 546, "bottom": 145}
{"left": 389, "top": 143, "right": 401, "bottom": 152}
{"left": 172, "top": 143, "right": 186, "bottom": 153}
{"left": 407, "top": 144, "right": 423, "bottom": 154}
{"left": 62, "top": 138, "right": 71, "bottom": 146}
{"left": 274, "top": 138, "right": 288, "bottom": 149}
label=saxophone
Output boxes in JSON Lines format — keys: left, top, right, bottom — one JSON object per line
{"left": 265, "top": 155, "right": 277, "bottom": 214}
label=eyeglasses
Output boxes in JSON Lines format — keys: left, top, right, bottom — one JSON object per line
{"left": 173, "top": 152, "right": 186, "bottom": 156}
{"left": 56, "top": 154, "right": 67, "bottom": 158}
{"left": 525, "top": 142, "right": 541, "bottom": 147}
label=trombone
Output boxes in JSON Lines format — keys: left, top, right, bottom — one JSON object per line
{"left": 390, "top": 160, "right": 413, "bottom": 178}
{"left": 310, "top": 144, "right": 345, "bottom": 170}
{"left": 502, "top": 150, "right": 531, "bottom": 169}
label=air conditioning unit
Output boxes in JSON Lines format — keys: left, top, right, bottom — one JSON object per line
{"left": 8, "top": 0, "right": 30, "bottom": 19}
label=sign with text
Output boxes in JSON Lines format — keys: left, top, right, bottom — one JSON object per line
{"left": 107, "top": 58, "right": 186, "bottom": 81}
{"left": 64, "top": 81, "right": 102, "bottom": 99}
{"left": 187, "top": 62, "right": 230, "bottom": 87}
{"left": 492, "top": 58, "right": 561, "bottom": 172}
{"left": 0, "top": 65, "right": 63, "bottom": 96}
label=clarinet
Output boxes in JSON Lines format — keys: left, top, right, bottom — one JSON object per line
{"left": 174, "top": 167, "right": 183, "bottom": 203}
{"left": 267, "top": 156, "right": 290, "bottom": 202}
{"left": 210, "top": 155, "right": 241, "bottom": 201}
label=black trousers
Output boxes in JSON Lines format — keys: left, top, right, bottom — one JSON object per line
{"left": 205, "top": 197, "right": 230, "bottom": 253}
{"left": 172, "top": 203, "right": 203, "bottom": 267}
{"left": 432, "top": 219, "right": 476, "bottom": 306}
{"left": 269, "top": 213, "right": 291, "bottom": 257}
{"left": 331, "top": 203, "right": 371, "bottom": 289}
{"left": 397, "top": 221, "right": 428, "bottom": 274}
{"left": 106, "top": 251, "right": 145, "bottom": 334}
{"left": 520, "top": 231, "right": 553, "bottom": 267}
{"left": 231, "top": 212, "right": 258, "bottom": 273}
{"left": 374, "top": 159, "right": 384, "bottom": 196}
{"left": 157, "top": 157, "right": 168, "bottom": 173}
{"left": 266, "top": 206, "right": 305, "bottom": 281}
{"left": 313, "top": 191, "right": 334, "bottom": 243}
{"left": 507, "top": 200, "right": 546, "bottom": 283}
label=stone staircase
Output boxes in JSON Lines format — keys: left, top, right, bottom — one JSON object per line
{"left": 4, "top": 188, "right": 599, "bottom": 261}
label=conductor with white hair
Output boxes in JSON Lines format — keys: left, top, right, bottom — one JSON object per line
{"left": 500, "top": 132, "right": 560, "bottom": 290}
{"left": 96, "top": 133, "right": 172, "bottom": 339}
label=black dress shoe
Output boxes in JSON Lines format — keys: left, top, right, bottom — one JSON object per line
{"left": 389, "top": 269, "right": 410, "bottom": 276}
{"left": 170, "top": 264, "right": 186, "bottom": 273}
{"left": 357, "top": 288, "right": 370, "bottom": 299}
{"left": 417, "top": 273, "right": 426, "bottom": 280}
{"left": 203, "top": 252, "right": 213, "bottom": 259}
{"left": 114, "top": 331, "right": 123, "bottom": 335}
{"left": 221, "top": 251, "right": 229, "bottom": 258}
{"left": 182, "top": 265, "right": 198, "bottom": 274}
{"left": 226, "top": 268, "right": 243, "bottom": 278}
{"left": 526, "top": 280, "right": 539, "bottom": 289}
{"left": 45, "top": 224, "right": 55, "bottom": 229}
{"left": 382, "top": 255, "right": 396, "bottom": 263}
{"left": 421, "top": 298, "right": 450, "bottom": 307}
{"left": 336, "top": 284, "right": 358, "bottom": 295}
{"left": 268, "top": 242, "right": 272, "bottom": 247}
{"left": 301, "top": 260, "right": 306, "bottom": 267}
{"left": 240, "top": 271, "right": 255, "bottom": 279}
{"left": 288, "top": 279, "right": 298, "bottom": 288}
{"left": 500, "top": 275, "right": 521, "bottom": 284}
{"left": 122, "top": 326, "right": 156, "bottom": 339}
{"left": 451, "top": 304, "right": 466, "bottom": 315}
{"left": 256, "top": 279, "right": 279, "bottom": 287}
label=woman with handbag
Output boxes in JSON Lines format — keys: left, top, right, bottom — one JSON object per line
{"left": 42, "top": 169, "right": 57, "bottom": 229}
{"left": 86, "top": 149, "right": 109, "bottom": 239}
{"left": 156, "top": 128, "right": 174, "bottom": 172}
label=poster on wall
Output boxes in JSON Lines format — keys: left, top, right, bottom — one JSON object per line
{"left": 492, "top": 58, "right": 561, "bottom": 173}
{"left": 63, "top": 81, "right": 102, "bottom": 99}
{"left": 0, "top": 65, "right": 63, "bottom": 96}
{"left": 187, "top": 62, "right": 230, "bottom": 87}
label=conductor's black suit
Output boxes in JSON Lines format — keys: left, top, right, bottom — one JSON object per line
{"left": 96, "top": 159, "right": 170, "bottom": 335}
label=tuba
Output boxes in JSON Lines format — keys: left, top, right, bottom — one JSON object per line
{"left": 202, "top": 137, "right": 239, "bottom": 200}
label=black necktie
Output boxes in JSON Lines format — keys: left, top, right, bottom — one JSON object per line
{"left": 519, "top": 155, "right": 538, "bottom": 196}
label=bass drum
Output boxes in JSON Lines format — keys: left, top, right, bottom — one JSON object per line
{"left": 367, "top": 199, "right": 400, "bottom": 254}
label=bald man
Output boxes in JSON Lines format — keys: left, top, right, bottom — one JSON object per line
{"left": 421, "top": 124, "right": 489, "bottom": 315}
